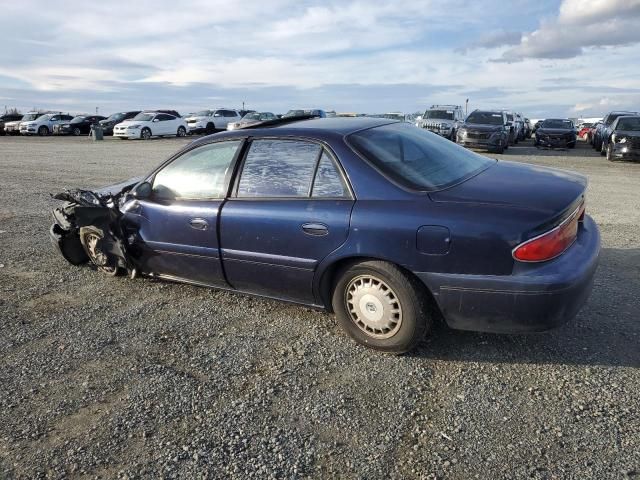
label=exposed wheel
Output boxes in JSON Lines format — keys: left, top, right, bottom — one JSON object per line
{"left": 177, "top": 126, "right": 186, "bottom": 137}
{"left": 205, "top": 123, "right": 216, "bottom": 134}
{"left": 332, "top": 261, "right": 431, "bottom": 353}
{"left": 38, "top": 125, "right": 49, "bottom": 136}
{"left": 141, "top": 127, "right": 152, "bottom": 140}
{"left": 79, "top": 226, "right": 120, "bottom": 276}
{"left": 73, "top": 127, "right": 81, "bottom": 136}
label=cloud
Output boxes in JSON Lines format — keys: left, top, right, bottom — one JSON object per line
{"left": 458, "top": 30, "right": 522, "bottom": 53}
{"left": 498, "top": 0, "right": 640, "bottom": 62}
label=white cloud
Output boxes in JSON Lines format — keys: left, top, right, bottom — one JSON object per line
{"left": 499, "top": 0, "right": 640, "bottom": 61}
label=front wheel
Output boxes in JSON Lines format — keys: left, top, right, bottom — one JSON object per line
{"left": 332, "top": 261, "right": 431, "bottom": 354}
{"left": 38, "top": 126, "right": 49, "bottom": 136}
{"left": 73, "top": 127, "right": 81, "bottom": 136}
{"left": 141, "top": 127, "right": 152, "bottom": 140}
{"left": 79, "top": 226, "right": 120, "bottom": 276}
{"left": 606, "top": 143, "right": 614, "bottom": 162}
{"left": 177, "top": 126, "right": 186, "bottom": 137}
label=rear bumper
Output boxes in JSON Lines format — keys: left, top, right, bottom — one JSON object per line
{"left": 416, "top": 215, "right": 600, "bottom": 333}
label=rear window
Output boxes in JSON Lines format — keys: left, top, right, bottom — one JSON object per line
{"left": 348, "top": 123, "right": 494, "bottom": 191}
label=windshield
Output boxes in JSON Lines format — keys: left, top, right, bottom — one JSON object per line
{"left": 35, "top": 114, "right": 50, "bottom": 121}
{"left": 106, "top": 113, "right": 125, "bottom": 122}
{"left": 542, "top": 119, "right": 573, "bottom": 129}
{"left": 283, "top": 110, "right": 306, "bottom": 117}
{"left": 70, "top": 116, "right": 86, "bottom": 123}
{"left": 22, "top": 113, "right": 40, "bottom": 121}
{"left": 607, "top": 113, "right": 637, "bottom": 125}
{"left": 133, "top": 113, "right": 154, "bottom": 121}
{"left": 423, "top": 110, "right": 454, "bottom": 120}
{"left": 616, "top": 117, "right": 640, "bottom": 131}
{"left": 348, "top": 122, "right": 494, "bottom": 191}
{"left": 466, "top": 112, "right": 504, "bottom": 126}
{"left": 242, "top": 112, "right": 262, "bottom": 121}
{"left": 194, "top": 110, "right": 213, "bottom": 116}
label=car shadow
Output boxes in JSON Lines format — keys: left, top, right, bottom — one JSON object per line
{"left": 500, "top": 140, "right": 602, "bottom": 158}
{"left": 410, "top": 247, "right": 640, "bottom": 368}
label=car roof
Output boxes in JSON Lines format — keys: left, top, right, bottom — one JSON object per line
{"left": 191, "top": 117, "right": 398, "bottom": 145}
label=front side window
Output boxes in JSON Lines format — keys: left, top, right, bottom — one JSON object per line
{"left": 349, "top": 122, "right": 494, "bottom": 191}
{"left": 152, "top": 141, "right": 241, "bottom": 200}
{"left": 237, "top": 140, "right": 322, "bottom": 197}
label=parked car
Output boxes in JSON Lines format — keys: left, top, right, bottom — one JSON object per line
{"left": 515, "top": 113, "right": 527, "bottom": 141}
{"left": 523, "top": 118, "right": 532, "bottom": 138}
{"left": 534, "top": 119, "right": 576, "bottom": 149}
{"left": 20, "top": 113, "right": 74, "bottom": 136}
{"left": 282, "top": 109, "right": 327, "bottom": 119}
{"left": 54, "top": 115, "right": 106, "bottom": 136}
{"left": 227, "top": 111, "right": 277, "bottom": 130}
{"left": 577, "top": 123, "right": 593, "bottom": 140}
{"left": 588, "top": 121, "right": 602, "bottom": 146}
{"left": 417, "top": 105, "right": 465, "bottom": 141}
{"left": 99, "top": 111, "right": 141, "bottom": 135}
{"left": 603, "top": 116, "right": 640, "bottom": 162}
{"left": 4, "top": 111, "right": 42, "bottom": 135}
{"left": 501, "top": 111, "right": 520, "bottom": 145}
{"left": 184, "top": 109, "right": 241, "bottom": 134}
{"left": 598, "top": 111, "right": 640, "bottom": 155}
{"left": 113, "top": 112, "right": 187, "bottom": 140}
{"left": 532, "top": 120, "right": 544, "bottom": 136}
{"left": 48, "top": 117, "right": 600, "bottom": 353}
{"left": 457, "top": 110, "right": 510, "bottom": 153}
{"left": 0, "top": 112, "right": 23, "bottom": 135}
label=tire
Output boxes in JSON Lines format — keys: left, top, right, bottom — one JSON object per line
{"left": 79, "top": 226, "right": 120, "bottom": 276}
{"left": 205, "top": 123, "right": 216, "bottom": 134}
{"left": 73, "top": 127, "right": 81, "bottom": 136}
{"left": 606, "top": 143, "right": 614, "bottom": 162}
{"left": 568, "top": 141, "right": 576, "bottom": 149}
{"left": 37, "top": 125, "right": 49, "bottom": 136}
{"left": 177, "top": 126, "right": 186, "bottom": 137}
{"left": 141, "top": 127, "right": 152, "bottom": 140}
{"left": 332, "top": 260, "right": 431, "bottom": 354}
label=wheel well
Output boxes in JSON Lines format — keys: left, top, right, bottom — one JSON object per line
{"left": 319, "top": 256, "right": 440, "bottom": 318}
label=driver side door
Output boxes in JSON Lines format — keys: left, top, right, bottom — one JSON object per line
{"left": 123, "top": 139, "right": 244, "bottom": 286}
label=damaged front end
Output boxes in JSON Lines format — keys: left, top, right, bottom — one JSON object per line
{"left": 50, "top": 177, "right": 141, "bottom": 275}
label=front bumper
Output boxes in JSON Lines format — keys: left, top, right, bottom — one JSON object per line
{"left": 187, "top": 124, "right": 208, "bottom": 134}
{"left": 611, "top": 144, "right": 640, "bottom": 161}
{"left": 113, "top": 129, "right": 140, "bottom": 139}
{"left": 416, "top": 215, "right": 600, "bottom": 333}
{"left": 536, "top": 136, "right": 574, "bottom": 148}
{"left": 458, "top": 137, "right": 505, "bottom": 151}
{"left": 20, "top": 126, "right": 37, "bottom": 135}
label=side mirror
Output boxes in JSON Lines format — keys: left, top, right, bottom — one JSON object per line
{"left": 153, "top": 118, "right": 160, "bottom": 122}
{"left": 132, "top": 182, "right": 152, "bottom": 199}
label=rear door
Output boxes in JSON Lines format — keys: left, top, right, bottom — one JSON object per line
{"left": 123, "top": 140, "right": 243, "bottom": 286}
{"left": 220, "top": 138, "right": 354, "bottom": 304}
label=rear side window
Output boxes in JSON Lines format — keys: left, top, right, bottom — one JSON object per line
{"left": 237, "top": 140, "right": 322, "bottom": 197}
{"left": 153, "top": 141, "right": 241, "bottom": 200}
{"left": 348, "top": 123, "right": 494, "bottom": 191}
{"left": 312, "top": 152, "right": 349, "bottom": 198}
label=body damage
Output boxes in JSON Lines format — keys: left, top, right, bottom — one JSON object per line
{"left": 49, "top": 177, "right": 142, "bottom": 273}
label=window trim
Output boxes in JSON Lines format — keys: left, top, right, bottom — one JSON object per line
{"left": 231, "top": 135, "right": 354, "bottom": 201}
{"left": 145, "top": 138, "right": 247, "bottom": 202}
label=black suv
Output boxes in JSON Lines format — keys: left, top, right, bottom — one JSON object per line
{"left": 456, "top": 110, "right": 510, "bottom": 153}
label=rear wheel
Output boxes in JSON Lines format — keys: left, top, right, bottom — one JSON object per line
{"left": 205, "top": 123, "right": 216, "bottom": 134}
{"left": 332, "top": 261, "right": 431, "bottom": 354}
{"left": 141, "top": 127, "right": 152, "bottom": 140}
{"left": 38, "top": 125, "right": 49, "bottom": 136}
{"left": 79, "top": 226, "right": 120, "bottom": 276}
{"left": 177, "top": 126, "right": 186, "bottom": 137}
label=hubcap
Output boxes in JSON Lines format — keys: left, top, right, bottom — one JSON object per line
{"left": 346, "top": 275, "right": 402, "bottom": 339}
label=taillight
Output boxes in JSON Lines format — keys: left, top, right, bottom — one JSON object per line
{"left": 513, "top": 203, "right": 585, "bottom": 262}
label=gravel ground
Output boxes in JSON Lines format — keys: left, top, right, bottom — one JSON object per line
{"left": 0, "top": 135, "right": 638, "bottom": 479}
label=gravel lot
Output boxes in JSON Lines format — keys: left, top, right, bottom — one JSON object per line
{"left": 0, "top": 135, "right": 638, "bottom": 479}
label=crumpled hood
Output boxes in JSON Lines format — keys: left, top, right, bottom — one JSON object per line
{"left": 429, "top": 160, "right": 586, "bottom": 217}
{"left": 93, "top": 176, "right": 144, "bottom": 196}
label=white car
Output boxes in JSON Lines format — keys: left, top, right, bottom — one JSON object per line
{"left": 4, "top": 111, "right": 41, "bottom": 135}
{"left": 113, "top": 112, "right": 187, "bottom": 140}
{"left": 20, "top": 112, "right": 74, "bottom": 136}
{"left": 184, "top": 109, "right": 241, "bottom": 134}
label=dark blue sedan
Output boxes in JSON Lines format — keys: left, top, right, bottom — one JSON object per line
{"left": 50, "top": 117, "right": 600, "bottom": 353}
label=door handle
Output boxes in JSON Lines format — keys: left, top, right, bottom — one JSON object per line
{"left": 189, "top": 218, "right": 209, "bottom": 231}
{"left": 302, "top": 223, "right": 329, "bottom": 236}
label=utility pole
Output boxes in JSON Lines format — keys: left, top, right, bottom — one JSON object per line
{"left": 465, "top": 98, "right": 469, "bottom": 115}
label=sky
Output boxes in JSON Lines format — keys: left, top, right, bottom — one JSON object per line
{"left": 1, "top": 0, "right": 640, "bottom": 118}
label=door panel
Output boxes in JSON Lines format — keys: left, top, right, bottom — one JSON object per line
{"left": 220, "top": 199, "right": 353, "bottom": 303}
{"left": 125, "top": 199, "right": 226, "bottom": 286}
